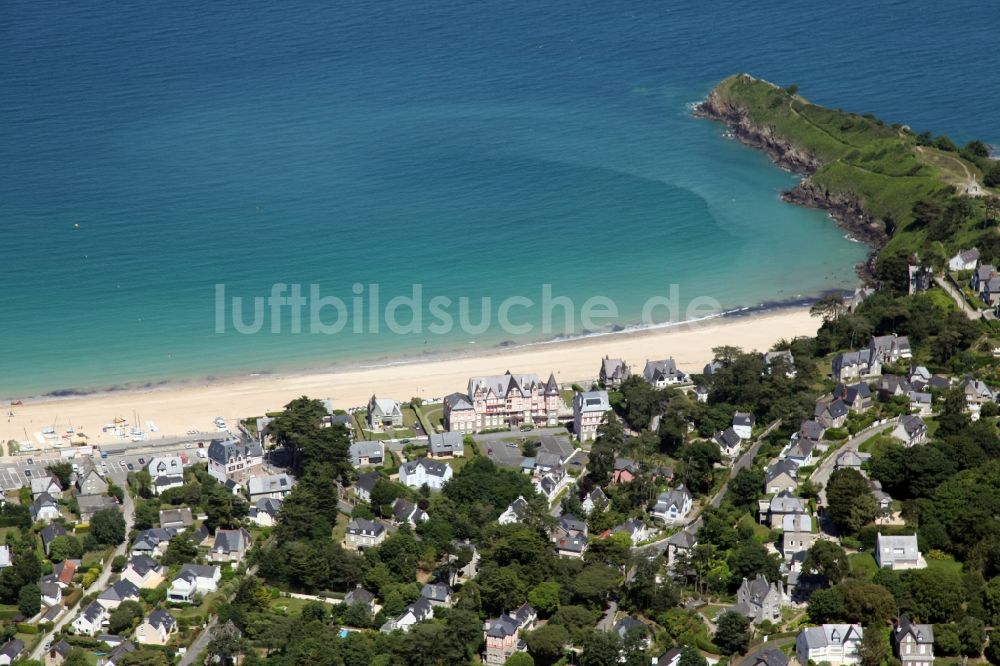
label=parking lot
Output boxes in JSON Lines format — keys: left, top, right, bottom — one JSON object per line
{"left": 0, "top": 441, "right": 209, "bottom": 491}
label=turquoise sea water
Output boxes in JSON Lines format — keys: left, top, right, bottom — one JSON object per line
{"left": 2, "top": 1, "right": 998, "bottom": 397}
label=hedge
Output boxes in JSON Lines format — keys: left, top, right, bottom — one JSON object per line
{"left": 17, "top": 622, "right": 39, "bottom": 634}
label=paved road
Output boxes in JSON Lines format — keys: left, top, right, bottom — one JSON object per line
{"left": 179, "top": 563, "right": 260, "bottom": 666}
{"left": 632, "top": 420, "right": 781, "bottom": 557}
{"left": 810, "top": 418, "right": 898, "bottom": 506}
{"left": 29, "top": 487, "right": 136, "bottom": 661}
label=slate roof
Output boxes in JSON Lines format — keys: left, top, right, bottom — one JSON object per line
{"left": 643, "top": 358, "right": 688, "bottom": 383}
{"left": 799, "top": 420, "right": 826, "bottom": 441}
{"left": 894, "top": 615, "right": 934, "bottom": 644}
{"left": 765, "top": 460, "right": 798, "bottom": 483}
{"left": 0, "top": 639, "right": 23, "bottom": 660}
{"left": 799, "top": 624, "right": 863, "bottom": 649}
{"left": 714, "top": 427, "right": 743, "bottom": 449}
{"left": 344, "top": 587, "right": 376, "bottom": 606}
{"left": 247, "top": 474, "right": 292, "bottom": 496}
{"left": 347, "top": 518, "right": 386, "bottom": 537}
{"left": 99, "top": 579, "right": 140, "bottom": 603}
{"left": 428, "top": 432, "right": 465, "bottom": 456}
{"left": 158, "top": 507, "right": 193, "bottom": 527}
{"left": 355, "top": 471, "right": 381, "bottom": 495}
{"left": 147, "top": 608, "right": 176, "bottom": 632}
{"left": 213, "top": 528, "right": 250, "bottom": 553}
{"left": 399, "top": 457, "right": 451, "bottom": 478}
{"left": 420, "top": 583, "right": 451, "bottom": 603}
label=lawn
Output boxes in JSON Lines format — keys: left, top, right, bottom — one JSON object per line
{"left": 849, "top": 552, "right": 878, "bottom": 580}
{"left": 331, "top": 511, "right": 350, "bottom": 544}
{"left": 927, "top": 557, "right": 963, "bottom": 575}
{"left": 271, "top": 596, "right": 316, "bottom": 616}
{"left": 419, "top": 404, "right": 445, "bottom": 433}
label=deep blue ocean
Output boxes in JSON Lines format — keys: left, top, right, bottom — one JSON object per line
{"left": 2, "top": 0, "right": 998, "bottom": 396}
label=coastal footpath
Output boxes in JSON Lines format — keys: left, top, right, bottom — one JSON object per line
{"left": 696, "top": 74, "right": 1000, "bottom": 274}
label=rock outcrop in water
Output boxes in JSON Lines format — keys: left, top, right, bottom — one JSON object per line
{"left": 694, "top": 75, "right": 888, "bottom": 257}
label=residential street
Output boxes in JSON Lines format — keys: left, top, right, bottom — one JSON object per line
{"left": 632, "top": 420, "right": 780, "bottom": 557}
{"left": 29, "top": 488, "right": 136, "bottom": 661}
{"left": 810, "top": 418, "right": 898, "bottom": 506}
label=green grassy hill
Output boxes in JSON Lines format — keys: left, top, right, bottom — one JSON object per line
{"left": 701, "top": 74, "right": 1000, "bottom": 267}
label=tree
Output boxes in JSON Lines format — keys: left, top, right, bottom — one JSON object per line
{"left": 64, "top": 649, "right": 91, "bottom": 666}
{"left": 579, "top": 630, "right": 622, "bottom": 666}
{"left": 826, "top": 468, "right": 877, "bottom": 534}
{"left": 727, "top": 468, "right": 764, "bottom": 509}
{"left": 17, "top": 582, "right": 40, "bottom": 617}
{"left": 48, "top": 535, "right": 82, "bottom": 563}
{"left": 809, "top": 587, "right": 846, "bottom": 623}
{"left": 505, "top": 654, "right": 535, "bottom": 666}
{"left": 528, "top": 581, "right": 561, "bottom": 616}
{"left": 207, "top": 621, "right": 247, "bottom": 665}
{"left": 681, "top": 440, "right": 722, "bottom": 494}
{"left": 841, "top": 583, "right": 897, "bottom": 625}
{"left": 571, "top": 565, "right": 619, "bottom": 607}
{"left": 162, "top": 534, "right": 198, "bottom": 566}
{"left": 727, "top": 542, "right": 780, "bottom": 585}
{"left": 857, "top": 625, "right": 888, "bottom": 666}
{"left": 46, "top": 462, "right": 73, "bottom": 489}
{"left": 714, "top": 611, "right": 751, "bottom": 655}
{"left": 109, "top": 600, "right": 143, "bottom": 634}
{"left": 810, "top": 294, "right": 846, "bottom": 323}
{"left": 89, "top": 507, "right": 126, "bottom": 546}
{"left": 111, "top": 555, "right": 128, "bottom": 573}
{"left": 525, "top": 623, "right": 570, "bottom": 665}
{"left": 370, "top": 479, "right": 400, "bottom": 518}
{"left": 678, "top": 645, "right": 708, "bottom": 666}
{"left": 133, "top": 500, "right": 159, "bottom": 531}
{"left": 803, "top": 540, "right": 850, "bottom": 584}
{"left": 550, "top": 605, "right": 600, "bottom": 643}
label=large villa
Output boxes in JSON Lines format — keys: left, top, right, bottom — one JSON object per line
{"left": 443, "top": 371, "right": 563, "bottom": 433}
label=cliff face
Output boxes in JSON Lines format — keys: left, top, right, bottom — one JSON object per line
{"left": 695, "top": 89, "right": 822, "bottom": 175}
{"left": 695, "top": 86, "right": 887, "bottom": 253}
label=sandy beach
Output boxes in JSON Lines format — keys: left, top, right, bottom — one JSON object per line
{"left": 1, "top": 308, "right": 819, "bottom": 447}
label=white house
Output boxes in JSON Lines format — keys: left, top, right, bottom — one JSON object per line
{"left": 30, "top": 476, "right": 62, "bottom": 500}
{"left": 398, "top": 458, "right": 453, "bottom": 490}
{"left": 246, "top": 474, "right": 293, "bottom": 502}
{"left": 643, "top": 358, "right": 690, "bottom": 387}
{"left": 876, "top": 532, "right": 926, "bottom": 570}
{"left": 344, "top": 518, "right": 388, "bottom": 551}
{"left": 891, "top": 415, "right": 928, "bottom": 447}
{"left": 948, "top": 247, "right": 979, "bottom": 271}
{"left": 72, "top": 601, "right": 108, "bottom": 636}
{"left": 146, "top": 456, "right": 184, "bottom": 477}
{"left": 499, "top": 496, "right": 530, "bottom": 525}
{"left": 732, "top": 412, "right": 755, "bottom": 440}
{"left": 31, "top": 493, "right": 61, "bottom": 523}
{"left": 167, "top": 564, "right": 221, "bottom": 604}
{"left": 797, "top": 624, "right": 864, "bottom": 666}
{"left": 248, "top": 497, "right": 283, "bottom": 527}
{"left": 381, "top": 597, "right": 434, "bottom": 634}
{"left": 573, "top": 390, "right": 610, "bottom": 442}
{"left": 652, "top": 485, "right": 693, "bottom": 523}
